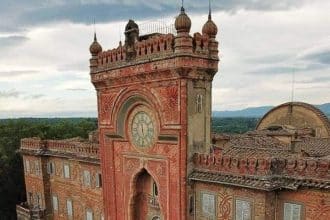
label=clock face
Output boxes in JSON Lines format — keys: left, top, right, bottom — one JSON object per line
{"left": 131, "top": 111, "right": 155, "bottom": 148}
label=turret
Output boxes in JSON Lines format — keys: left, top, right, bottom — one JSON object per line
{"left": 125, "top": 20, "right": 139, "bottom": 60}
{"left": 202, "top": 0, "right": 219, "bottom": 58}
{"left": 89, "top": 33, "right": 102, "bottom": 73}
{"left": 174, "top": 6, "right": 193, "bottom": 53}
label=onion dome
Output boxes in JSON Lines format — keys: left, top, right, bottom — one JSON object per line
{"left": 89, "top": 33, "right": 102, "bottom": 56}
{"left": 202, "top": 14, "right": 218, "bottom": 38}
{"left": 175, "top": 7, "right": 191, "bottom": 33}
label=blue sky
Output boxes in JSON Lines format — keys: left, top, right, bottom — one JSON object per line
{"left": 0, "top": 0, "right": 329, "bottom": 118}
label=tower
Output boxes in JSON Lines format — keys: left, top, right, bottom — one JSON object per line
{"left": 89, "top": 6, "right": 219, "bottom": 220}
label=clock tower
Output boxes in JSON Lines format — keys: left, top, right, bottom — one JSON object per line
{"left": 89, "top": 6, "right": 219, "bottom": 220}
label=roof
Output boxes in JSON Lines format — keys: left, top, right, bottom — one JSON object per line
{"left": 256, "top": 102, "right": 330, "bottom": 136}
{"left": 214, "top": 133, "right": 330, "bottom": 158}
{"left": 295, "top": 138, "right": 330, "bottom": 157}
{"left": 189, "top": 171, "right": 330, "bottom": 191}
{"left": 198, "top": 132, "right": 330, "bottom": 190}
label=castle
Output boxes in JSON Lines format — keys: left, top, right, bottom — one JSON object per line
{"left": 17, "top": 5, "right": 330, "bottom": 220}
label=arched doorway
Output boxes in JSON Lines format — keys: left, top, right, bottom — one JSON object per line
{"left": 130, "top": 169, "right": 162, "bottom": 220}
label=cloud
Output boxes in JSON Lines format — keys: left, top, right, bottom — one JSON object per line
{"left": 0, "top": 89, "right": 21, "bottom": 98}
{"left": 0, "top": 35, "right": 28, "bottom": 49}
{"left": 245, "top": 53, "right": 293, "bottom": 64}
{"left": 247, "top": 62, "right": 329, "bottom": 75}
{"left": 299, "top": 48, "right": 330, "bottom": 65}
{"left": 297, "top": 76, "right": 330, "bottom": 84}
{"left": 0, "top": 70, "right": 39, "bottom": 77}
{"left": 66, "top": 88, "right": 88, "bottom": 91}
{"left": 29, "top": 94, "right": 45, "bottom": 99}
{"left": 0, "top": 1, "right": 329, "bottom": 116}
{"left": 0, "top": 0, "right": 314, "bottom": 32}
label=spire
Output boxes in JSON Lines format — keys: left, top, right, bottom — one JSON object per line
{"left": 93, "top": 18, "right": 96, "bottom": 40}
{"left": 208, "top": 0, "right": 212, "bottom": 20}
{"left": 90, "top": 19, "right": 102, "bottom": 56}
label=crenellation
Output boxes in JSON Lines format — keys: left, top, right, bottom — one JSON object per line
{"left": 92, "top": 30, "right": 218, "bottom": 73}
{"left": 21, "top": 138, "right": 45, "bottom": 150}
{"left": 194, "top": 152, "right": 330, "bottom": 182}
{"left": 21, "top": 138, "right": 99, "bottom": 158}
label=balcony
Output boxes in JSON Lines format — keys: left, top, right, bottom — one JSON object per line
{"left": 147, "top": 195, "right": 160, "bottom": 209}
{"left": 16, "top": 202, "right": 31, "bottom": 220}
{"left": 16, "top": 202, "right": 46, "bottom": 220}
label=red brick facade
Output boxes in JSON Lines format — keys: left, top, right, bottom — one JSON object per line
{"left": 90, "top": 11, "right": 219, "bottom": 220}
{"left": 17, "top": 5, "right": 330, "bottom": 220}
{"left": 18, "top": 138, "right": 103, "bottom": 220}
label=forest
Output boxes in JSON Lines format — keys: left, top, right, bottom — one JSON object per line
{"left": 0, "top": 117, "right": 258, "bottom": 219}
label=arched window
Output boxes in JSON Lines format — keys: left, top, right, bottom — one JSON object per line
{"left": 152, "top": 216, "right": 160, "bottom": 220}
{"left": 152, "top": 181, "right": 158, "bottom": 197}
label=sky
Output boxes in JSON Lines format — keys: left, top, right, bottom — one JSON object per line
{"left": 0, "top": 0, "right": 329, "bottom": 118}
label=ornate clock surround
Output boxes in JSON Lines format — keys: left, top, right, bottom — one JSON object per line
{"left": 127, "top": 105, "right": 159, "bottom": 151}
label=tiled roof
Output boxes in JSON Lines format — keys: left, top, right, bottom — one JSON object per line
{"left": 222, "top": 146, "right": 293, "bottom": 158}
{"left": 189, "top": 171, "right": 330, "bottom": 191}
{"left": 226, "top": 134, "right": 287, "bottom": 149}
{"left": 295, "top": 138, "right": 330, "bottom": 157}
{"left": 214, "top": 133, "right": 330, "bottom": 158}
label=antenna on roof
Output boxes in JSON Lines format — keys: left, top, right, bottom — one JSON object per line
{"left": 291, "top": 67, "right": 296, "bottom": 103}
{"left": 288, "top": 67, "right": 296, "bottom": 123}
{"left": 182, "top": 0, "right": 184, "bottom": 8}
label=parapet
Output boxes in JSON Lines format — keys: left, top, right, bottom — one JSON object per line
{"left": 90, "top": 17, "right": 219, "bottom": 74}
{"left": 193, "top": 152, "right": 330, "bottom": 185}
{"left": 20, "top": 137, "right": 100, "bottom": 160}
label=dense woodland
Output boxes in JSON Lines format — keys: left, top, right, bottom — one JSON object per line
{"left": 0, "top": 117, "right": 257, "bottom": 219}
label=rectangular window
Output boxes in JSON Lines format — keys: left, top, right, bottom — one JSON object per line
{"left": 28, "top": 192, "right": 33, "bottom": 206}
{"left": 52, "top": 195, "right": 58, "bottom": 211}
{"left": 96, "top": 173, "right": 102, "bottom": 188}
{"left": 36, "top": 193, "right": 42, "bottom": 208}
{"left": 25, "top": 160, "right": 30, "bottom": 173}
{"left": 86, "top": 209, "right": 93, "bottom": 220}
{"left": 284, "top": 203, "right": 302, "bottom": 220}
{"left": 83, "top": 170, "right": 91, "bottom": 187}
{"left": 47, "top": 162, "right": 55, "bottom": 175}
{"left": 63, "top": 164, "right": 70, "bottom": 179}
{"left": 35, "top": 161, "right": 40, "bottom": 176}
{"left": 66, "top": 199, "right": 73, "bottom": 218}
{"left": 235, "top": 199, "right": 252, "bottom": 220}
{"left": 201, "top": 192, "right": 216, "bottom": 219}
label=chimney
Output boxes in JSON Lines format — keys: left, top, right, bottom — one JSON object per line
{"left": 290, "top": 131, "right": 301, "bottom": 153}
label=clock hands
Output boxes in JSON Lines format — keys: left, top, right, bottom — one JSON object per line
{"left": 132, "top": 111, "right": 154, "bottom": 148}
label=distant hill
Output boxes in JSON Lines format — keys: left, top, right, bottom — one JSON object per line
{"left": 213, "top": 103, "right": 330, "bottom": 118}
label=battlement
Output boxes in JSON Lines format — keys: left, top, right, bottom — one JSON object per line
{"left": 21, "top": 138, "right": 99, "bottom": 159}
{"left": 90, "top": 18, "right": 219, "bottom": 74}
{"left": 97, "top": 34, "right": 175, "bottom": 70}
{"left": 194, "top": 152, "right": 330, "bottom": 181}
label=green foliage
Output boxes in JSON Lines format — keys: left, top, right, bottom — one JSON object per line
{"left": 212, "top": 117, "right": 259, "bottom": 134}
{"left": 0, "top": 118, "right": 97, "bottom": 219}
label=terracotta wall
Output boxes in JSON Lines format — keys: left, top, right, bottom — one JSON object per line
{"left": 23, "top": 155, "right": 103, "bottom": 220}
